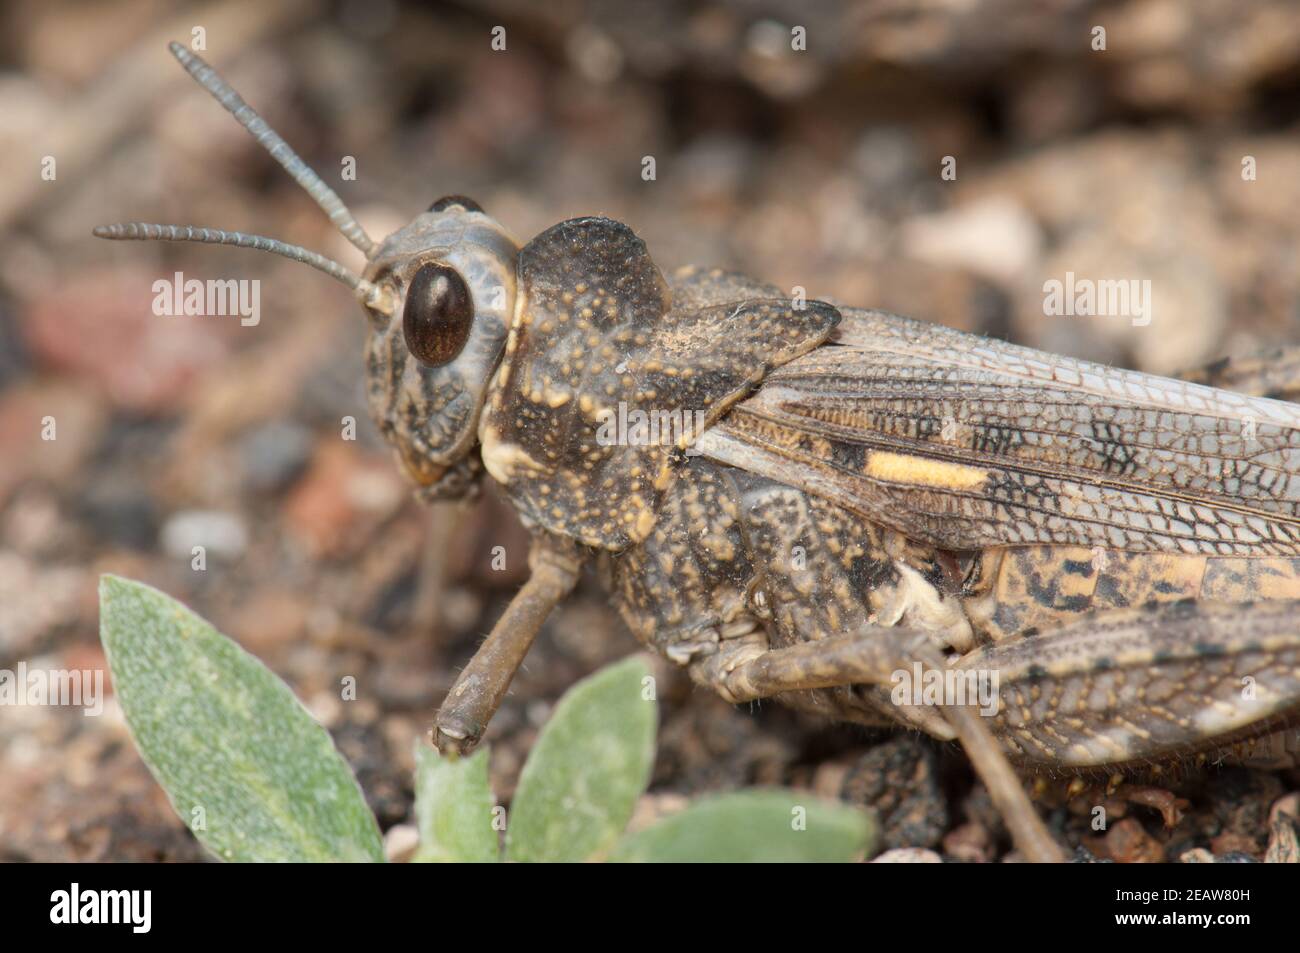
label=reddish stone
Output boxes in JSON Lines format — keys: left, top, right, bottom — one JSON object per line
{"left": 20, "top": 266, "right": 234, "bottom": 413}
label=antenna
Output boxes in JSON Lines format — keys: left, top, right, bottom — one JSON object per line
{"left": 93, "top": 222, "right": 369, "bottom": 290}
{"left": 93, "top": 42, "right": 388, "bottom": 312}
{"left": 165, "top": 42, "right": 374, "bottom": 255}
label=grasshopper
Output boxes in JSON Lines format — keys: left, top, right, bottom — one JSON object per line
{"left": 96, "top": 45, "right": 1300, "bottom": 863}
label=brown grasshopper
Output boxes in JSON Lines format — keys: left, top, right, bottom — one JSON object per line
{"left": 96, "top": 45, "right": 1300, "bottom": 863}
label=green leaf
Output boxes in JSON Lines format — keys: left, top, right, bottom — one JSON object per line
{"left": 610, "top": 790, "right": 875, "bottom": 862}
{"left": 98, "top": 575, "right": 384, "bottom": 862}
{"left": 412, "top": 744, "right": 500, "bottom": 862}
{"left": 506, "top": 657, "right": 656, "bottom": 862}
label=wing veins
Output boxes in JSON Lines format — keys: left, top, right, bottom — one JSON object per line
{"left": 726, "top": 402, "right": 1300, "bottom": 531}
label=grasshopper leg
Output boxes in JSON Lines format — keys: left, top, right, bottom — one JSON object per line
{"left": 1180, "top": 346, "right": 1300, "bottom": 402}
{"left": 432, "top": 534, "right": 584, "bottom": 756}
{"left": 410, "top": 501, "right": 462, "bottom": 640}
{"left": 691, "top": 628, "right": 1068, "bottom": 863}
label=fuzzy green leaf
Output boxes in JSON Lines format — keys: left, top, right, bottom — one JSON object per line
{"left": 610, "top": 790, "right": 875, "bottom": 862}
{"left": 506, "top": 657, "right": 656, "bottom": 862}
{"left": 412, "top": 744, "right": 500, "bottom": 862}
{"left": 98, "top": 575, "right": 383, "bottom": 862}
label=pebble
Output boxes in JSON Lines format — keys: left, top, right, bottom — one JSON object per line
{"left": 901, "top": 197, "right": 1043, "bottom": 287}
{"left": 20, "top": 267, "right": 232, "bottom": 413}
{"left": 306, "top": 690, "right": 343, "bottom": 728}
{"left": 160, "top": 510, "right": 249, "bottom": 562}
{"left": 77, "top": 476, "right": 158, "bottom": 550}
{"left": 239, "top": 421, "right": 313, "bottom": 493}
{"left": 943, "top": 822, "right": 994, "bottom": 864}
{"left": 284, "top": 444, "right": 405, "bottom": 558}
{"left": 1098, "top": 817, "right": 1165, "bottom": 863}
{"left": 383, "top": 823, "right": 420, "bottom": 863}
{"left": 871, "top": 847, "right": 943, "bottom": 863}
{"left": 0, "top": 382, "right": 106, "bottom": 502}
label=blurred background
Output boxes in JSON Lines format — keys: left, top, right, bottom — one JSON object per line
{"left": 1, "top": 0, "right": 1298, "bottom": 861}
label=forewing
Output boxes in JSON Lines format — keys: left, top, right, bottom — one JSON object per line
{"left": 696, "top": 308, "right": 1300, "bottom": 556}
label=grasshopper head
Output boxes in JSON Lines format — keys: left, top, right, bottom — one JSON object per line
{"left": 93, "top": 45, "right": 519, "bottom": 501}
{"left": 360, "top": 198, "right": 518, "bottom": 499}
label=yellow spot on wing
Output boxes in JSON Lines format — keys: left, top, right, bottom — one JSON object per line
{"left": 865, "top": 451, "right": 988, "bottom": 490}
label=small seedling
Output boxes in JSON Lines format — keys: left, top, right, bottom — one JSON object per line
{"left": 99, "top": 575, "right": 874, "bottom": 862}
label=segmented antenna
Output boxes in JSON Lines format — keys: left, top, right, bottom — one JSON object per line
{"left": 166, "top": 41, "right": 375, "bottom": 255}
{"left": 92, "top": 222, "right": 391, "bottom": 313}
{"left": 93, "top": 44, "right": 393, "bottom": 314}
{"left": 93, "top": 222, "right": 366, "bottom": 289}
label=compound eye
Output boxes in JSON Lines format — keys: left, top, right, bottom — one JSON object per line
{"left": 427, "top": 195, "right": 484, "bottom": 214}
{"left": 402, "top": 262, "right": 473, "bottom": 367}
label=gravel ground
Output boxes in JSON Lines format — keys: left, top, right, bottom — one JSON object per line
{"left": 1, "top": 0, "right": 1298, "bottom": 862}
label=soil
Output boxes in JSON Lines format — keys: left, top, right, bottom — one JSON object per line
{"left": 1, "top": 0, "right": 1299, "bottom": 862}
